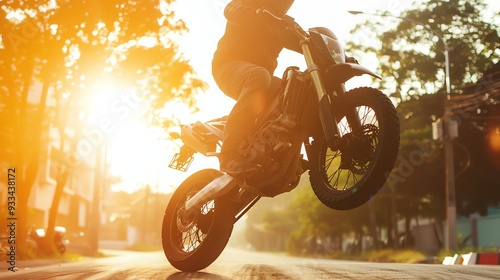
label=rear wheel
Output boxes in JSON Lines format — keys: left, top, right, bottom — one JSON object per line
{"left": 162, "top": 169, "right": 234, "bottom": 271}
{"left": 309, "top": 87, "right": 400, "bottom": 210}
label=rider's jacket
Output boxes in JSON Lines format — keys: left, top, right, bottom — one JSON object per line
{"left": 212, "top": 0, "right": 300, "bottom": 75}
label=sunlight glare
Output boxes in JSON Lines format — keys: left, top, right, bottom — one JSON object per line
{"left": 138, "top": 36, "right": 157, "bottom": 48}
{"left": 488, "top": 126, "right": 500, "bottom": 153}
{"left": 486, "top": 126, "right": 500, "bottom": 169}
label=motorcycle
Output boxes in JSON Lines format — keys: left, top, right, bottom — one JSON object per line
{"left": 162, "top": 11, "right": 400, "bottom": 272}
{"left": 28, "top": 226, "right": 69, "bottom": 255}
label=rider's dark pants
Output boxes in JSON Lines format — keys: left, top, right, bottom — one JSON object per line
{"left": 212, "top": 61, "right": 282, "bottom": 167}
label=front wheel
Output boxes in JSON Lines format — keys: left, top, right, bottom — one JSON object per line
{"left": 162, "top": 169, "right": 234, "bottom": 271}
{"left": 309, "top": 87, "right": 400, "bottom": 210}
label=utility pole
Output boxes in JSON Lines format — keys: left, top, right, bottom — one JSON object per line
{"left": 142, "top": 184, "right": 150, "bottom": 243}
{"left": 90, "top": 144, "right": 102, "bottom": 254}
{"left": 444, "top": 105, "right": 458, "bottom": 251}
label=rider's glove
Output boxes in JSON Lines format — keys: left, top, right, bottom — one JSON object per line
{"left": 256, "top": 8, "right": 289, "bottom": 29}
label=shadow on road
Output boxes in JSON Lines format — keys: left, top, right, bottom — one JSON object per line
{"left": 167, "top": 271, "right": 232, "bottom": 280}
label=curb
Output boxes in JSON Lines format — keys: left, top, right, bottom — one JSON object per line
{"left": 475, "top": 253, "right": 500, "bottom": 265}
{"left": 442, "top": 252, "right": 500, "bottom": 265}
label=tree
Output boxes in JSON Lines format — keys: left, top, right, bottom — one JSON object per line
{"left": 277, "top": 0, "right": 500, "bottom": 252}
{"left": 0, "top": 0, "right": 205, "bottom": 257}
{"left": 0, "top": 0, "right": 57, "bottom": 258}
{"left": 348, "top": 0, "right": 499, "bottom": 235}
{"left": 390, "top": 94, "right": 446, "bottom": 218}
{"left": 451, "top": 63, "right": 500, "bottom": 215}
{"left": 276, "top": 185, "right": 377, "bottom": 255}
{"left": 349, "top": 0, "right": 499, "bottom": 99}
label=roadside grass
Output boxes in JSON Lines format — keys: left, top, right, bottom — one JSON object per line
{"left": 358, "top": 249, "right": 430, "bottom": 264}
{"left": 302, "top": 246, "right": 499, "bottom": 264}
{"left": 59, "top": 251, "right": 88, "bottom": 262}
{"left": 126, "top": 241, "right": 163, "bottom": 252}
{"left": 292, "top": 249, "right": 430, "bottom": 264}
{"left": 298, "top": 249, "right": 432, "bottom": 264}
{"left": 22, "top": 249, "right": 88, "bottom": 262}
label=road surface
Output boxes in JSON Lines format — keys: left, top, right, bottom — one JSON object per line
{"left": 1, "top": 247, "right": 499, "bottom": 279}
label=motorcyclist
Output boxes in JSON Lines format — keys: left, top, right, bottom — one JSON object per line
{"left": 212, "top": 0, "right": 300, "bottom": 176}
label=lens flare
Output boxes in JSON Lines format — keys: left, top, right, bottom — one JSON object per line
{"left": 488, "top": 127, "right": 500, "bottom": 150}
{"left": 487, "top": 126, "right": 500, "bottom": 169}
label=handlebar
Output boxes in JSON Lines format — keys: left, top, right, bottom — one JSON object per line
{"left": 258, "top": 9, "right": 310, "bottom": 42}
{"left": 258, "top": 9, "right": 283, "bottom": 21}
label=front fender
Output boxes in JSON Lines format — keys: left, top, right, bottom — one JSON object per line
{"left": 323, "top": 63, "right": 381, "bottom": 85}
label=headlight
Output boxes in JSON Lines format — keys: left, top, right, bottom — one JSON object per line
{"left": 321, "top": 34, "right": 345, "bottom": 64}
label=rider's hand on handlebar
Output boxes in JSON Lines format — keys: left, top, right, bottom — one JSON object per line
{"left": 256, "top": 8, "right": 291, "bottom": 29}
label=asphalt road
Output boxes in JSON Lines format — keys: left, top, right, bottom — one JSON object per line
{"left": 1, "top": 247, "right": 500, "bottom": 279}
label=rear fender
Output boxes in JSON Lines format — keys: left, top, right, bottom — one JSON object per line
{"left": 180, "top": 122, "right": 222, "bottom": 155}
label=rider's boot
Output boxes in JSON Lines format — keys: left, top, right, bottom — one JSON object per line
{"left": 220, "top": 133, "right": 259, "bottom": 177}
{"left": 220, "top": 157, "right": 260, "bottom": 176}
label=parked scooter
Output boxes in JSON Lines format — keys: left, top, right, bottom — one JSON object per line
{"left": 1, "top": 228, "right": 38, "bottom": 259}
{"left": 28, "top": 226, "right": 69, "bottom": 254}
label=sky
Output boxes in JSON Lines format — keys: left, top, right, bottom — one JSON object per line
{"left": 173, "top": 0, "right": 499, "bottom": 121}
{"left": 108, "top": 0, "right": 500, "bottom": 194}
{"left": 172, "top": 0, "right": 415, "bottom": 121}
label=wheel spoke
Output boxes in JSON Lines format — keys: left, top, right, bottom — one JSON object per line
{"left": 342, "top": 170, "right": 353, "bottom": 190}
{"left": 322, "top": 104, "right": 381, "bottom": 192}
{"left": 175, "top": 198, "right": 215, "bottom": 253}
{"left": 328, "top": 167, "right": 341, "bottom": 186}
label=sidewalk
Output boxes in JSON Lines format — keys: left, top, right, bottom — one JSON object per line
{"left": 0, "top": 248, "right": 122, "bottom": 272}
{"left": 0, "top": 258, "right": 72, "bottom": 272}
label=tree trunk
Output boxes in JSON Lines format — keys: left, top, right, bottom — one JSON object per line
{"left": 43, "top": 86, "right": 69, "bottom": 256}
{"left": 389, "top": 190, "right": 398, "bottom": 249}
{"left": 142, "top": 185, "right": 150, "bottom": 243}
{"left": 387, "top": 207, "right": 394, "bottom": 248}
{"left": 43, "top": 170, "right": 70, "bottom": 255}
{"left": 368, "top": 199, "right": 379, "bottom": 249}
{"left": 89, "top": 145, "right": 103, "bottom": 255}
{"left": 16, "top": 56, "right": 35, "bottom": 259}
{"left": 404, "top": 211, "right": 412, "bottom": 248}
{"left": 355, "top": 227, "right": 363, "bottom": 254}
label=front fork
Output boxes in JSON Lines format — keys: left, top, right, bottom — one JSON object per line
{"left": 302, "top": 45, "right": 360, "bottom": 150}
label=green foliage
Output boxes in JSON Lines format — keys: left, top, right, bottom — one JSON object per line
{"left": 290, "top": 187, "right": 344, "bottom": 237}
{"left": 349, "top": 0, "right": 500, "bottom": 219}
{"left": 126, "top": 241, "right": 162, "bottom": 252}
{"left": 349, "top": 0, "right": 499, "bottom": 98}
{"left": 0, "top": 0, "right": 205, "bottom": 127}
{"left": 359, "top": 249, "right": 428, "bottom": 263}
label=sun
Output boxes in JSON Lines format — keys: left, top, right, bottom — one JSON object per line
{"left": 80, "top": 79, "right": 220, "bottom": 194}
{"left": 106, "top": 120, "right": 174, "bottom": 193}
{"left": 105, "top": 114, "right": 223, "bottom": 194}
{"left": 75, "top": 79, "right": 165, "bottom": 193}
